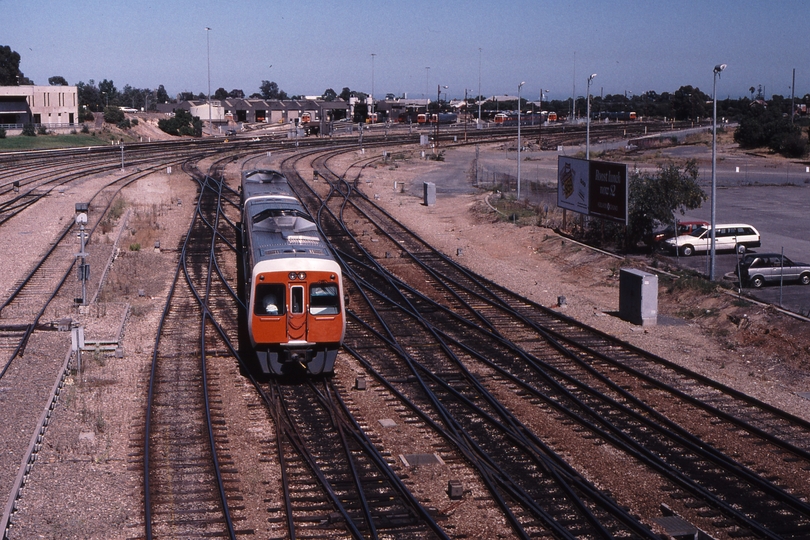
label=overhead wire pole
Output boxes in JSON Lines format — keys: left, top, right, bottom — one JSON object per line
{"left": 478, "top": 48, "right": 482, "bottom": 126}
{"left": 371, "top": 53, "right": 376, "bottom": 117}
{"left": 205, "top": 27, "right": 212, "bottom": 136}
{"left": 517, "top": 81, "right": 525, "bottom": 201}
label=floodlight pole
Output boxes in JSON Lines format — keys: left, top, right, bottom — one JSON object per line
{"left": 710, "top": 63, "right": 726, "bottom": 281}
{"left": 517, "top": 81, "right": 525, "bottom": 200}
{"left": 206, "top": 27, "right": 212, "bottom": 136}
{"left": 478, "top": 48, "right": 482, "bottom": 126}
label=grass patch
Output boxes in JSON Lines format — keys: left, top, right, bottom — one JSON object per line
{"left": 0, "top": 132, "right": 108, "bottom": 151}
{"left": 491, "top": 197, "right": 538, "bottom": 226}
{"left": 666, "top": 274, "right": 717, "bottom": 295}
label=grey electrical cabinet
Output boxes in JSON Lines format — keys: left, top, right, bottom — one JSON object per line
{"left": 619, "top": 268, "right": 658, "bottom": 326}
{"left": 423, "top": 181, "right": 436, "bottom": 206}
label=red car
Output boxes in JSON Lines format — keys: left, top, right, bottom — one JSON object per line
{"left": 652, "top": 220, "right": 709, "bottom": 245}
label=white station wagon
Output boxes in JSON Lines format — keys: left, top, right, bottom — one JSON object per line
{"left": 664, "top": 223, "right": 761, "bottom": 256}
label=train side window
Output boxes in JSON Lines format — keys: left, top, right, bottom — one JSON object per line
{"left": 309, "top": 283, "right": 340, "bottom": 315}
{"left": 291, "top": 286, "right": 304, "bottom": 314}
{"left": 255, "top": 283, "right": 285, "bottom": 316}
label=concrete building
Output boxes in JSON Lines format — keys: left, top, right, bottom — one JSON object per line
{"left": 0, "top": 85, "right": 79, "bottom": 128}
{"left": 158, "top": 98, "right": 350, "bottom": 132}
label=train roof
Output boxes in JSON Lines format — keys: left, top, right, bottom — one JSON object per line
{"left": 242, "top": 170, "right": 335, "bottom": 264}
{"left": 241, "top": 169, "right": 295, "bottom": 203}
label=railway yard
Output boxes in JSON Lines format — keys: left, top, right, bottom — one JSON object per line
{"left": 1, "top": 121, "right": 810, "bottom": 539}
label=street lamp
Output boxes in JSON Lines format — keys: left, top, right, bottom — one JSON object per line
{"left": 517, "top": 81, "right": 525, "bottom": 201}
{"left": 710, "top": 63, "right": 727, "bottom": 282}
{"left": 424, "top": 67, "right": 430, "bottom": 104}
{"left": 586, "top": 73, "right": 596, "bottom": 159}
{"left": 205, "top": 27, "right": 212, "bottom": 136}
{"left": 478, "top": 48, "right": 482, "bottom": 126}
{"left": 436, "top": 84, "right": 448, "bottom": 146}
{"left": 370, "top": 53, "right": 376, "bottom": 116}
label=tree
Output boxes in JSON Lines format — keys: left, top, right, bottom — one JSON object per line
{"left": 158, "top": 109, "right": 201, "bottom": 137}
{"left": 0, "top": 45, "right": 26, "bottom": 85}
{"left": 214, "top": 87, "right": 229, "bottom": 100}
{"left": 322, "top": 88, "right": 337, "bottom": 101}
{"left": 228, "top": 89, "right": 244, "bottom": 99}
{"left": 259, "top": 80, "right": 287, "bottom": 100}
{"left": 339, "top": 87, "right": 352, "bottom": 101}
{"left": 630, "top": 160, "right": 706, "bottom": 246}
{"left": 77, "top": 80, "right": 103, "bottom": 111}
{"left": 671, "top": 85, "right": 708, "bottom": 121}
{"left": 156, "top": 85, "right": 170, "bottom": 104}
{"left": 177, "top": 91, "right": 195, "bottom": 102}
{"left": 99, "top": 79, "right": 118, "bottom": 106}
{"left": 103, "top": 106, "right": 125, "bottom": 124}
{"left": 584, "top": 160, "right": 706, "bottom": 251}
{"left": 48, "top": 76, "right": 68, "bottom": 86}
{"left": 734, "top": 103, "right": 807, "bottom": 157}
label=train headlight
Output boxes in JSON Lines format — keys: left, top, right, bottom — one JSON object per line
{"left": 288, "top": 272, "right": 297, "bottom": 280}
{"left": 297, "top": 272, "right": 306, "bottom": 280}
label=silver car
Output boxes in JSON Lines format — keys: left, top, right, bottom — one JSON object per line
{"left": 736, "top": 253, "right": 810, "bottom": 288}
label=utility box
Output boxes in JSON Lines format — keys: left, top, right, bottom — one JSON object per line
{"left": 423, "top": 181, "right": 436, "bottom": 206}
{"left": 619, "top": 268, "right": 658, "bottom": 326}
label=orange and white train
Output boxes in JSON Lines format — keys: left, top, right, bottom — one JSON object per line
{"left": 240, "top": 169, "right": 345, "bottom": 375}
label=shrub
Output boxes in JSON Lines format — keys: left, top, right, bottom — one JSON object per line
{"left": 103, "top": 106, "right": 125, "bottom": 124}
{"left": 131, "top": 118, "right": 138, "bottom": 126}
{"left": 129, "top": 243, "right": 141, "bottom": 252}
{"left": 117, "top": 118, "right": 131, "bottom": 129}
{"left": 21, "top": 124, "right": 36, "bottom": 136}
{"left": 0, "top": 127, "right": 5, "bottom": 139}
{"left": 37, "top": 125, "right": 48, "bottom": 135}
{"left": 81, "top": 124, "right": 90, "bottom": 133}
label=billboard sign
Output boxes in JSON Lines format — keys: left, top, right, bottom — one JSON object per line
{"left": 557, "top": 156, "right": 628, "bottom": 224}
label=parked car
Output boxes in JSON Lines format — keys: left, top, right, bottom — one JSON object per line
{"left": 664, "top": 223, "right": 761, "bottom": 256}
{"left": 652, "top": 220, "right": 709, "bottom": 245}
{"left": 735, "top": 253, "right": 810, "bottom": 288}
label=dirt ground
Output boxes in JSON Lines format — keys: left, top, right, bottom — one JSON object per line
{"left": 339, "top": 142, "right": 810, "bottom": 422}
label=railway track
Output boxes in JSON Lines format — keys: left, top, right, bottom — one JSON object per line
{"left": 142, "top": 163, "right": 243, "bottom": 539}
{"left": 275, "top": 145, "right": 810, "bottom": 538}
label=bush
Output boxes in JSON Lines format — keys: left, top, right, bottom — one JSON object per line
{"left": 131, "top": 118, "right": 138, "bottom": 126}
{"left": 37, "top": 125, "right": 48, "bottom": 135}
{"left": 81, "top": 124, "right": 90, "bottom": 133}
{"left": 103, "top": 106, "right": 125, "bottom": 124}
{"left": 129, "top": 243, "right": 141, "bottom": 252}
{"left": 0, "top": 127, "right": 5, "bottom": 139}
{"left": 117, "top": 118, "right": 131, "bottom": 129}
{"left": 158, "top": 109, "right": 202, "bottom": 137}
{"left": 21, "top": 124, "right": 36, "bottom": 136}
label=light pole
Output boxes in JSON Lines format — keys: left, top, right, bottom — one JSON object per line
{"left": 205, "top": 27, "right": 212, "bottom": 136}
{"left": 436, "top": 84, "right": 448, "bottom": 145}
{"left": 370, "top": 53, "right": 376, "bottom": 116}
{"left": 424, "top": 67, "right": 430, "bottom": 105}
{"left": 710, "top": 63, "right": 727, "bottom": 281}
{"left": 586, "top": 73, "right": 596, "bottom": 159}
{"left": 517, "top": 81, "right": 525, "bottom": 201}
{"left": 478, "top": 48, "right": 482, "bottom": 126}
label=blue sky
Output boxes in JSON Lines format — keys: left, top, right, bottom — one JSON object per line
{"left": 3, "top": 0, "right": 808, "bottom": 102}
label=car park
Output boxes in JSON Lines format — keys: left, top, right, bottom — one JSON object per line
{"left": 664, "top": 223, "right": 760, "bottom": 256}
{"left": 735, "top": 253, "right": 810, "bottom": 288}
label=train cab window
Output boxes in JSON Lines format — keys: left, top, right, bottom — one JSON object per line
{"left": 255, "top": 284, "right": 285, "bottom": 316}
{"left": 291, "top": 286, "right": 304, "bottom": 314}
{"left": 309, "top": 284, "right": 340, "bottom": 315}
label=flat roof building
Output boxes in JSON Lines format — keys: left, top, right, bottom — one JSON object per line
{"left": 0, "top": 85, "right": 79, "bottom": 128}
